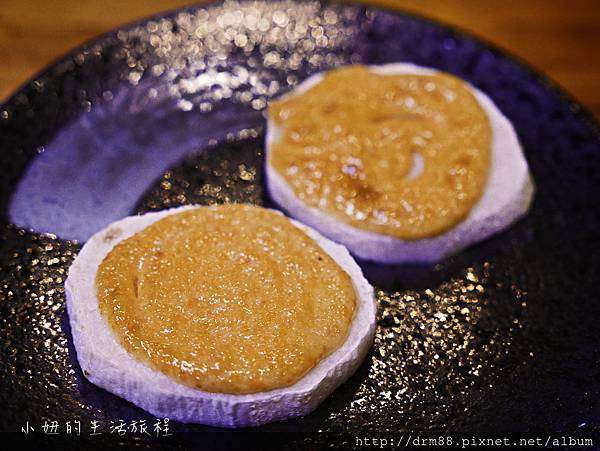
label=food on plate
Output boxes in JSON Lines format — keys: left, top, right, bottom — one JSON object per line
{"left": 66, "top": 204, "right": 376, "bottom": 427}
{"left": 266, "top": 64, "right": 534, "bottom": 263}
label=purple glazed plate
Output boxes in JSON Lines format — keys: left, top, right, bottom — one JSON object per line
{"left": 1, "top": 0, "right": 599, "bottom": 448}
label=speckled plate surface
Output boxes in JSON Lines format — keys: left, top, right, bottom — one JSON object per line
{"left": 1, "top": 0, "right": 600, "bottom": 448}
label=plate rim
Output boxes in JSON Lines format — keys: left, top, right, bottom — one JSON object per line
{"left": 0, "top": 0, "right": 599, "bottom": 139}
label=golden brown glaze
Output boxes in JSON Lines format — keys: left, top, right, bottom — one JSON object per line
{"left": 268, "top": 65, "right": 492, "bottom": 239}
{"left": 96, "top": 205, "right": 356, "bottom": 394}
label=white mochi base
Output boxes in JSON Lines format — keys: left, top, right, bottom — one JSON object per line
{"left": 65, "top": 205, "right": 376, "bottom": 427}
{"left": 265, "top": 63, "right": 535, "bottom": 264}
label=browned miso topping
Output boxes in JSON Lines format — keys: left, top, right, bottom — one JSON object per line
{"left": 268, "top": 65, "right": 492, "bottom": 239}
{"left": 96, "top": 205, "right": 356, "bottom": 394}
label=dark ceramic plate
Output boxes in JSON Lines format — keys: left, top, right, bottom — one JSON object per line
{"left": 1, "top": 0, "right": 600, "bottom": 448}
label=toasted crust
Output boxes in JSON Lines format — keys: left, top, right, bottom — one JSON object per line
{"left": 65, "top": 205, "right": 376, "bottom": 427}
{"left": 265, "top": 63, "right": 535, "bottom": 263}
